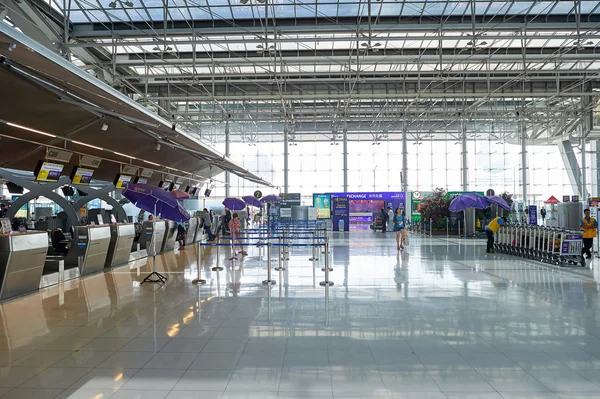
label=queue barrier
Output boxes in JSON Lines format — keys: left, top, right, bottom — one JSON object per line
{"left": 191, "top": 239, "right": 333, "bottom": 287}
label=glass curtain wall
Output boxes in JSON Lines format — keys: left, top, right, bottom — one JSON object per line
{"left": 218, "top": 138, "right": 582, "bottom": 202}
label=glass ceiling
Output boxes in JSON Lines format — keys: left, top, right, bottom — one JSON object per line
{"left": 52, "top": 0, "right": 599, "bottom": 24}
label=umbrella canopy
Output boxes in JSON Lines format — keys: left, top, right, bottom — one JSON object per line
{"left": 485, "top": 195, "right": 511, "bottom": 211}
{"left": 170, "top": 190, "right": 191, "bottom": 200}
{"left": 242, "top": 195, "right": 262, "bottom": 208}
{"left": 449, "top": 193, "right": 489, "bottom": 212}
{"left": 123, "top": 183, "right": 190, "bottom": 223}
{"left": 260, "top": 194, "right": 282, "bottom": 203}
{"left": 223, "top": 197, "right": 246, "bottom": 210}
{"left": 545, "top": 195, "right": 560, "bottom": 204}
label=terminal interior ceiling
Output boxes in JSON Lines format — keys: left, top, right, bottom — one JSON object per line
{"left": 1, "top": 1, "right": 600, "bottom": 197}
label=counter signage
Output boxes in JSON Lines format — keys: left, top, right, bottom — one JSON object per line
{"left": 563, "top": 195, "right": 571, "bottom": 202}
{"left": 313, "top": 194, "right": 331, "bottom": 219}
{"left": 332, "top": 197, "right": 349, "bottom": 231}
{"left": 561, "top": 234, "right": 583, "bottom": 255}
{"left": 528, "top": 205, "right": 538, "bottom": 225}
{"left": 572, "top": 195, "right": 579, "bottom": 203}
{"left": 0, "top": 218, "right": 11, "bottom": 235}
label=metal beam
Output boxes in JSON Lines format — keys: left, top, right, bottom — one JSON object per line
{"left": 558, "top": 139, "right": 584, "bottom": 198}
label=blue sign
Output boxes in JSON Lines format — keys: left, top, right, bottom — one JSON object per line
{"left": 332, "top": 197, "right": 349, "bottom": 231}
{"left": 529, "top": 205, "right": 538, "bottom": 225}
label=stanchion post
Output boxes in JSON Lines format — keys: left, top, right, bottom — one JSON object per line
{"left": 212, "top": 239, "right": 224, "bottom": 272}
{"left": 192, "top": 241, "right": 206, "bottom": 285}
{"left": 262, "top": 242, "right": 276, "bottom": 285}
{"left": 320, "top": 240, "right": 334, "bottom": 286}
{"left": 275, "top": 237, "right": 286, "bottom": 271}
{"left": 309, "top": 231, "right": 317, "bottom": 261}
{"left": 446, "top": 218, "right": 449, "bottom": 237}
{"left": 429, "top": 218, "right": 432, "bottom": 237}
{"left": 458, "top": 220, "right": 461, "bottom": 238}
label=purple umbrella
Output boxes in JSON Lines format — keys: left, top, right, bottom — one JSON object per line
{"left": 260, "top": 194, "right": 282, "bottom": 203}
{"left": 449, "top": 193, "right": 489, "bottom": 212}
{"left": 122, "top": 184, "right": 190, "bottom": 284}
{"left": 242, "top": 195, "right": 262, "bottom": 208}
{"left": 123, "top": 184, "right": 190, "bottom": 222}
{"left": 223, "top": 197, "right": 245, "bottom": 210}
{"left": 485, "top": 195, "right": 511, "bottom": 211}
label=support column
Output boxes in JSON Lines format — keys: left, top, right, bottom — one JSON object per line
{"left": 593, "top": 140, "right": 600, "bottom": 197}
{"left": 283, "top": 125, "right": 289, "bottom": 194}
{"left": 402, "top": 123, "right": 408, "bottom": 194}
{"left": 343, "top": 127, "right": 348, "bottom": 192}
{"left": 520, "top": 120, "right": 528, "bottom": 205}
{"left": 461, "top": 120, "right": 468, "bottom": 191}
{"left": 558, "top": 139, "right": 585, "bottom": 197}
{"left": 225, "top": 120, "right": 230, "bottom": 197}
{"left": 581, "top": 131, "right": 587, "bottom": 200}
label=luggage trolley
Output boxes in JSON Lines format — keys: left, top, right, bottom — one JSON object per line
{"left": 558, "top": 230, "right": 586, "bottom": 267}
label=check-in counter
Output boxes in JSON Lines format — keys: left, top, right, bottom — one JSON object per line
{"left": 162, "top": 220, "right": 178, "bottom": 252}
{"left": 139, "top": 220, "right": 167, "bottom": 256}
{"left": 75, "top": 225, "right": 111, "bottom": 276}
{"left": 184, "top": 217, "right": 198, "bottom": 246}
{"left": 0, "top": 231, "right": 48, "bottom": 300}
{"left": 105, "top": 223, "right": 135, "bottom": 268}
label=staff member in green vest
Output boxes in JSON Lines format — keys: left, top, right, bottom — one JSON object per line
{"left": 485, "top": 216, "right": 506, "bottom": 253}
{"left": 580, "top": 209, "right": 598, "bottom": 259}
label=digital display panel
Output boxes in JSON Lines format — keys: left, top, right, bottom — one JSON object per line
{"left": 162, "top": 181, "right": 173, "bottom": 190}
{"left": 34, "top": 161, "right": 64, "bottom": 182}
{"left": 114, "top": 174, "right": 132, "bottom": 189}
{"left": 313, "top": 194, "right": 331, "bottom": 219}
{"left": 136, "top": 178, "right": 148, "bottom": 185}
{"left": 71, "top": 167, "right": 94, "bottom": 185}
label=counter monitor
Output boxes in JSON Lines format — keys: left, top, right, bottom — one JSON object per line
{"left": 70, "top": 167, "right": 94, "bottom": 185}
{"left": 34, "top": 161, "right": 64, "bottom": 183}
{"left": 113, "top": 174, "right": 132, "bottom": 189}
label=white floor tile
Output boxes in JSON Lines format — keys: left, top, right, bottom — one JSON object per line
{"left": 173, "top": 369, "right": 232, "bottom": 391}
{"left": 0, "top": 367, "right": 45, "bottom": 388}
{"left": 189, "top": 352, "right": 240, "bottom": 370}
{"left": 478, "top": 370, "right": 550, "bottom": 392}
{"left": 527, "top": 370, "right": 600, "bottom": 392}
{"left": 331, "top": 370, "right": 386, "bottom": 393}
{"left": 0, "top": 388, "right": 64, "bottom": 399}
{"left": 143, "top": 352, "right": 198, "bottom": 369}
{"left": 428, "top": 370, "right": 495, "bottom": 392}
{"left": 111, "top": 390, "right": 170, "bottom": 399}
{"left": 161, "top": 338, "right": 209, "bottom": 353}
{"left": 278, "top": 369, "right": 333, "bottom": 392}
{"left": 20, "top": 367, "right": 92, "bottom": 389}
{"left": 225, "top": 369, "right": 281, "bottom": 392}
{"left": 97, "top": 351, "right": 155, "bottom": 369}
{"left": 202, "top": 339, "right": 247, "bottom": 353}
{"left": 53, "top": 351, "right": 114, "bottom": 368}
{"left": 54, "top": 389, "right": 115, "bottom": 399}
{"left": 70, "top": 368, "right": 138, "bottom": 390}
{"left": 120, "top": 368, "right": 185, "bottom": 390}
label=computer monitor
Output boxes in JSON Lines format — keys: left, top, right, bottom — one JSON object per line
{"left": 113, "top": 174, "right": 132, "bottom": 189}
{"left": 33, "top": 161, "right": 64, "bottom": 183}
{"left": 69, "top": 166, "right": 94, "bottom": 185}
{"left": 204, "top": 189, "right": 212, "bottom": 197}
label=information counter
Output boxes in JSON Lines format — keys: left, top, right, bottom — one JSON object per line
{"left": 162, "top": 220, "right": 178, "bottom": 252}
{"left": 185, "top": 217, "right": 198, "bottom": 246}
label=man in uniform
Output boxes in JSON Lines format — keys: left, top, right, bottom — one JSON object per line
{"left": 580, "top": 208, "right": 598, "bottom": 259}
{"left": 485, "top": 216, "right": 506, "bottom": 253}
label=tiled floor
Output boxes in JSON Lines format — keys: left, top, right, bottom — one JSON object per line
{"left": 1, "top": 230, "right": 600, "bottom": 398}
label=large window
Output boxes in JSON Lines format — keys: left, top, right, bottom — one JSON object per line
{"left": 216, "top": 137, "right": 580, "bottom": 202}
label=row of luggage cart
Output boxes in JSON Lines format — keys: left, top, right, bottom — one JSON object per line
{"left": 495, "top": 223, "right": 586, "bottom": 267}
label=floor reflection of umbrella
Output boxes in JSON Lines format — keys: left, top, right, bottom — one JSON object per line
{"left": 223, "top": 197, "right": 245, "bottom": 210}
{"left": 242, "top": 195, "right": 262, "bottom": 208}
{"left": 123, "top": 183, "right": 191, "bottom": 284}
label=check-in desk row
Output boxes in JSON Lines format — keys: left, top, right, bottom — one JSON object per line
{"left": 0, "top": 217, "right": 206, "bottom": 302}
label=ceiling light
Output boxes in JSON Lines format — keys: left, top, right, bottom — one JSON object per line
{"left": 108, "top": 1, "right": 117, "bottom": 8}
{"left": 144, "top": 160, "right": 160, "bottom": 166}
{"left": 6, "top": 122, "right": 57, "bottom": 138}
{"left": 114, "top": 151, "right": 135, "bottom": 159}
{"left": 373, "top": 42, "right": 382, "bottom": 47}
{"left": 101, "top": 123, "right": 108, "bottom": 131}
{"left": 256, "top": 0, "right": 266, "bottom": 3}
{"left": 240, "top": 0, "right": 249, "bottom": 4}
{"left": 124, "top": 0, "right": 134, "bottom": 6}
{"left": 72, "top": 140, "right": 104, "bottom": 151}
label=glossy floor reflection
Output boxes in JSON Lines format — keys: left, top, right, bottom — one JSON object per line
{"left": 1, "top": 231, "right": 600, "bottom": 398}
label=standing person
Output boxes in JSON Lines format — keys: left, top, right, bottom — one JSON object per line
{"left": 387, "top": 207, "right": 394, "bottom": 228}
{"left": 485, "top": 216, "right": 506, "bottom": 253}
{"left": 540, "top": 208, "right": 547, "bottom": 224}
{"left": 379, "top": 208, "right": 388, "bottom": 233}
{"left": 393, "top": 207, "right": 406, "bottom": 250}
{"left": 223, "top": 208, "right": 232, "bottom": 236}
{"left": 0, "top": 204, "right": 8, "bottom": 218}
{"left": 201, "top": 208, "right": 215, "bottom": 241}
{"left": 229, "top": 213, "right": 247, "bottom": 256}
{"left": 176, "top": 222, "right": 186, "bottom": 249}
{"left": 580, "top": 208, "right": 598, "bottom": 259}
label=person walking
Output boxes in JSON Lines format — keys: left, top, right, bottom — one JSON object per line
{"left": 540, "top": 208, "right": 547, "bottom": 224}
{"left": 201, "top": 208, "right": 215, "bottom": 241}
{"left": 580, "top": 208, "right": 597, "bottom": 259}
{"left": 229, "top": 213, "right": 247, "bottom": 256}
{"left": 393, "top": 207, "right": 406, "bottom": 250}
{"left": 485, "top": 216, "right": 506, "bottom": 253}
{"left": 378, "top": 208, "right": 388, "bottom": 233}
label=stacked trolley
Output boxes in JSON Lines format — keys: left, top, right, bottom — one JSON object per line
{"left": 495, "top": 223, "right": 586, "bottom": 267}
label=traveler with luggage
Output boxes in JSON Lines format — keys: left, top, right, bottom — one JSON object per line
{"left": 379, "top": 208, "right": 389, "bottom": 233}
{"left": 580, "top": 208, "right": 597, "bottom": 259}
{"left": 393, "top": 207, "right": 406, "bottom": 250}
